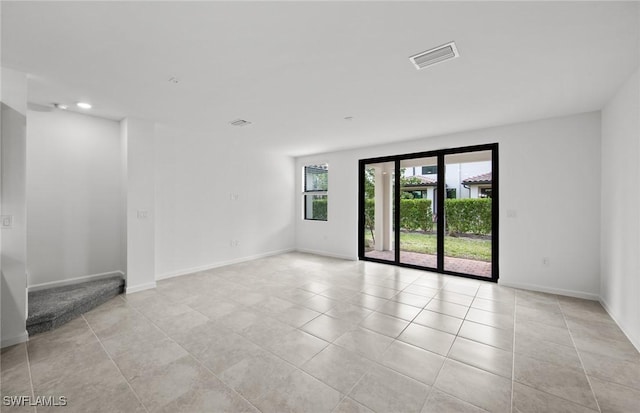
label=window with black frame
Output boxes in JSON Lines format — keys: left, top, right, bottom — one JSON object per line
{"left": 303, "top": 164, "right": 328, "bottom": 221}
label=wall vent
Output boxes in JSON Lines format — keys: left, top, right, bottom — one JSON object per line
{"left": 230, "top": 119, "right": 252, "bottom": 126}
{"left": 409, "top": 41, "right": 459, "bottom": 70}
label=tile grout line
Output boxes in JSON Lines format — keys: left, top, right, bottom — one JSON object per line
{"left": 23, "top": 256, "right": 611, "bottom": 412}
{"left": 512, "top": 291, "right": 612, "bottom": 411}
{"left": 437, "top": 284, "right": 492, "bottom": 412}
{"left": 510, "top": 292, "right": 518, "bottom": 413}
{"left": 415, "top": 282, "right": 455, "bottom": 412}
{"left": 381, "top": 284, "right": 439, "bottom": 413}
{"left": 364, "top": 274, "right": 515, "bottom": 411}
{"left": 419, "top": 281, "right": 500, "bottom": 413}
{"left": 144, "top": 283, "right": 373, "bottom": 409}
{"left": 303, "top": 266, "right": 490, "bottom": 407}
{"left": 23, "top": 341, "right": 37, "bottom": 413}
{"left": 331, "top": 276, "right": 445, "bottom": 413}
{"left": 327, "top": 336, "right": 390, "bottom": 413}
{"left": 181, "top": 292, "right": 336, "bottom": 374}
{"left": 408, "top": 278, "right": 489, "bottom": 413}
{"left": 80, "top": 314, "right": 151, "bottom": 413}
{"left": 123, "top": 294, "right": 266, "bottom": 413}
{"left": 557, "top": 299, "right": 603, "bottom": 413}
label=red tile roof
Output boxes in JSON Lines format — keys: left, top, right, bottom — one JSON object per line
{"left": 462, "top": 172, "right": 492, "bottom": 184}
{"left": 404, "top": 175, "right": 437, "bottom": 186}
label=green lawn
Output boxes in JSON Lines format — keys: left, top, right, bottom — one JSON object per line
{"left": 365, "top": 231, "right": 491, "bottom": 261}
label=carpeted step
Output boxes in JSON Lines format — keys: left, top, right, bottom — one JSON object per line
{"left": 27, "top": 275, "right": 125, "bottom": 336}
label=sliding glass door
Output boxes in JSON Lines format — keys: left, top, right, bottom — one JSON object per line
{"left": 443, "top": 151, "right": 493, "bottom": 277}
{"left": 358, "top": 144, "right": 498, "bottom": 282}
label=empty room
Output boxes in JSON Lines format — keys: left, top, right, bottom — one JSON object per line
{"left": 1, "top": 1, "right": 639, "bottom": 412}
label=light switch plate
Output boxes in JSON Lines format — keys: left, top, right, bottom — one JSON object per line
{"left": 1, "top": 215, "right": 14, "bottom": 229}
{"left": 137, "top": 210, "right": 149, "bottom": 219}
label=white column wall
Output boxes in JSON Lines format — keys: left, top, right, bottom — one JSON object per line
{"left": 601, "top": 68, "right": 640, "bottom": 350}
{"left": 122, "top": 118, "right": 156, "bottom": 293}
{"left": 1, "top": 67, "right": 28, "bottom": 347}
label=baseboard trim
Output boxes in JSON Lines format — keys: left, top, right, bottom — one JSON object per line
{"left": 1, "top": 330, "right": 29, "bottom": 349}
{"left": 29, "top": 271, "right": 125, "bottom": 292}
{"left": 295, "top": 248, "right": 357, "bottom": 261}
{"left": 599, "top": 298, "right": 640, "bottom": 352}
{"left": 498, "top": 281, "right": 599, "bottom": 301}
{"left": 126, "top": 281, "right": 157, "bottom": 294}
{"left": 156, "top": 248, "right": 296, "bottom": 281}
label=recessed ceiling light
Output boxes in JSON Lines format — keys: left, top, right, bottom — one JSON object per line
{"left": 230, "top": 119, "right": 252, "bottom": 126}
{"left": 54, "top": 103, "right": 68, "bottom": 110}
{"left": 409, "top": 41, "right": 459, "bottom": 70}
{"left": 76, "top": 102, "right": 92, "bottom": 109}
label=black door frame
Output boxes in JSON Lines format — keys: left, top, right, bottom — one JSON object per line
{"left": 358, "top": 143, "right": 499, "bottom": 283}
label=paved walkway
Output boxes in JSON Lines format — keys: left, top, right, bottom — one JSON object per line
{"left": 365, "top": 250, "right": 492, "bottom": 278}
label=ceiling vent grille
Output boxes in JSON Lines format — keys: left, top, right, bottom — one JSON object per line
{"left": 409, "top": 41, "right": 459, "bottom": 70}
{"left": 230, "top": 119, "right": 252, "bottom": 126}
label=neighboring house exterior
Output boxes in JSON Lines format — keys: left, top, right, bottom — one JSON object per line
{"left": 402, "top": 175, "right": 437, "bottom": 199}
{"left": 462, "top": 172, "right": 493, "bottom": 198}
{"left": 404, "top": 160, "right": 492, "bottom": 200}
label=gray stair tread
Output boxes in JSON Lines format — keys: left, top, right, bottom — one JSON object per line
{"left": 27, "top": 275, "right": 124, "bottom": 328}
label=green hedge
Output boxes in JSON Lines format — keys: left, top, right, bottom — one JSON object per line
{"left": 365, "top": 198, "right": 375, "bottom": 231}
{"left": 400, "top": 199, "right": 433, "bottom": 232}
{"left": 312, "top": 198, "right": 327, "bottom": 220}
{"left": 364, "top": 198, "right": 433, "bottom": 232}
{"left": 445, "top": 198, "right": 492, "bottom": 235}
{"left": 364, "top": 197, "right": 491, "bottom": 235}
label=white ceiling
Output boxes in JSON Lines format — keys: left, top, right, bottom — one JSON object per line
{"left": 2, "top": 1, "right": 638, "bottom": 156}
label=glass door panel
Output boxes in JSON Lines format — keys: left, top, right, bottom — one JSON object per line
{"left": 443, "top": 151, "right": 493, "bottom": 278}
{"left": 399, "top": 157, "right": 438, "bottom": 269}
{"left": 363, "top": 161, "right": 395, "bottom": 262}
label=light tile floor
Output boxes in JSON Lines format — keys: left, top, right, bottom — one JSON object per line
{"left": 1, "top": 252, "right": 639, "bottom": 412}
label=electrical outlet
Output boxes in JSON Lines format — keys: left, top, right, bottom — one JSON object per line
{"left": 137, "top": 210, "right": 148, "bottom": 219}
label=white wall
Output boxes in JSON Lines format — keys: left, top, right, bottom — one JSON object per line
{"left": 296, "top": 112, "right": 602, "bottom": 298}
{"left": 1, "top": 67, "right": 28, "bottom": 347}
{"left": 123, "top": 118, "right": 156, "bottom": 293}
{"left": 601, "top": 68, "right": 640, "bottom": 349}
{"left": 154, "top": 125, "right": 296, "bottom": 278}
{"left": 26, "top": 109, "right": 124, "bottom": 287}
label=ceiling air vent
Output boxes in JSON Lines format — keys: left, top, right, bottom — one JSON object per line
{"left": 230, "top": 119, "right": 252, "bottom": 126}
{"left": 409, "top": 41, "right": 459, "bottom": 70}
